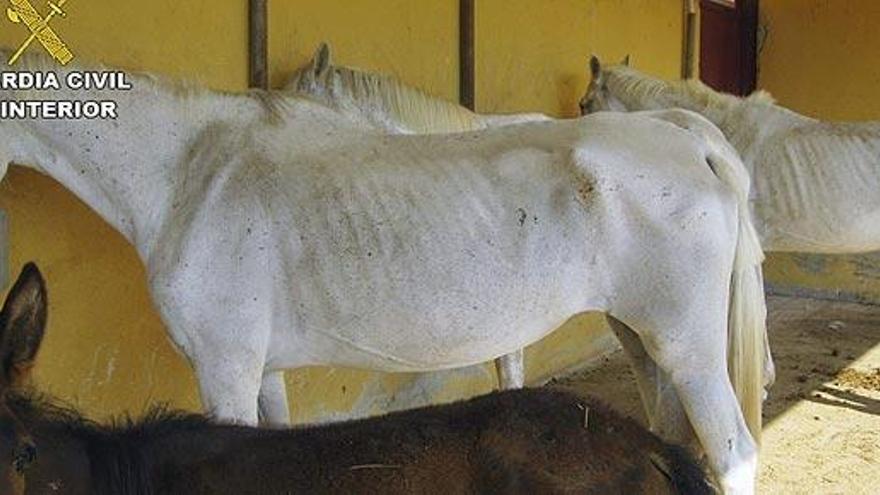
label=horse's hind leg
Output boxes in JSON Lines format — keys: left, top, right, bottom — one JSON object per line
{"left": 607, "top": 316, "right": 697, "bottom": 449}
{"left": 607, "top": 316, "right": 660, "bottom": 423}
{"left": 258, "top": 371, "right": 290, "bottom": 425}
{"left": 608, "top": 263, "right": 757, "bottom": 492}
{"left": 494, "top": 349, "right": 525, "bottom": 389}
{"left": 666, "top": 362, "right": 756, "bottom": 494}
{"left": 635, "top": 314, "right": 757, "bottom": 494}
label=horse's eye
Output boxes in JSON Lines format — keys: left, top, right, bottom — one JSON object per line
{"left": 12, "top": 442, "right": 36, "bottom": 474}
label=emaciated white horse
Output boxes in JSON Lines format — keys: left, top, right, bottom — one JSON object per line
{"left": 581, "top": 56, "right": 880, "bottom": 254}
{"left": 285, "top": 45, "right": 776, "bottom": 419}
{"left": 2, "top": 51, "right": 765, "bottom": 493}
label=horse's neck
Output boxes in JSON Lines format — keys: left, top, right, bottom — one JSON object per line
{"left": 1, "top": 70, "right": 258, "bottom": 261}
{"left": 32, "top": 414, "right": 263, "bottom": 493}
{"left": 350, "top": 97, "right": 417, "bottom": 134}
{"left": 616, "top": 74, "right": 813, "bottom": 173}
{"left": 634, "top": 84, "right": 734, "bottom": 128}
{"left": 33, "top": 421, "right": 167, "bottom": 494}
{"left": 718, "top": 101, "right": 815, "bottom": 170}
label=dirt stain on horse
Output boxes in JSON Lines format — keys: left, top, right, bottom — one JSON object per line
{"left": 576, "top": 176, "right": 598, "bottom": 206}
{"left": 516, "top": 208, "right": 528, "bottom": 227}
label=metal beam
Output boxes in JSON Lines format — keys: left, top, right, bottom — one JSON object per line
{"left": 249, "top": 0, "right": 268, "bottom": 89}
{"left": 459, "top": 0, "right": 475, "bottom": 110}
{"left": 682, "top": 0, "right": 698, "bottom": 79}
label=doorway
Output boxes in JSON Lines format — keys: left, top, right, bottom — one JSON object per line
{"left": 699, "top": 0, "right": 758, "bottom": 95}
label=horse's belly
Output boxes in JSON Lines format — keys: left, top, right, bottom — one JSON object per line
{"left": 278, "top": 245, "right": 594, "bottom": 372}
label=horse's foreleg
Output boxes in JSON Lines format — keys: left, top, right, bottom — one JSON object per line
{"left": 181, "top": 318, "right": 268, "bottom": 425}
{"left": 158, "top": 309, "right": 266, "bottom": 424}
{"left": 193, "top": 353, "right": 264, "bottom": 425}
{"left": 258, "top": 371, "right": 291, "bottom": 425}
{"left": 494, "top": 349, "right": 525, "bottom": 389}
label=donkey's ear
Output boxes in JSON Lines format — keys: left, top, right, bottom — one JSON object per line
{"left": 621, "top": 54, "right": 631, "bottom": 66}
{"left": 0, "top": 263, "right": 47, "bottom": 388}
{"left": 312, "top": 42, "right": 332, "bottom": 78}
{"left": 589, "top": 55, "right": 602, "bottom": 79}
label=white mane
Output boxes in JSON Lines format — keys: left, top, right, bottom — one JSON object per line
{"left": 603, "top": 65, "right": 776, "bottom": 117}
{"left": 289, "top": 63, "right": 485, "bottom": 134}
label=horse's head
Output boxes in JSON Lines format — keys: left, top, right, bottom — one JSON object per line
{"left": 579, "top": 55, "right": 630, "bottom": 115}
{"left": 0, "top": 264, "right": 47, "bottom": 495}
{"left": 286, "top": 42, "right": 334, "bottom": 99}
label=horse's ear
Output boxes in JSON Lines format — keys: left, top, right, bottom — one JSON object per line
{"left": 621, "top": 54, "right": 631, "bottom": 67}
{"left": 312, "top": 42, "right": 332, "bottom": 78}
{"left": 0, "top": 263, "right": 47, "bottom": 388}
{"left": 589, "top": 55, "right": 602, "bottom": 80}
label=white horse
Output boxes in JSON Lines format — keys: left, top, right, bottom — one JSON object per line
{"left": 581, "top": 56, "right": 880, "bottom": 255}
{"left": 285, "top": 45, "right": 777, "bottom": 410}
{"left": 2, "top": 52, "right": 766, "bottom": 493}
{"left": 286, "top": 43, "right": 552, "bottom": 136}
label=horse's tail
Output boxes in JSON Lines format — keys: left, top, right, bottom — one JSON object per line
{"left": 701, "top": 123, "right": 768, "bottom": 445}
{"left": 645, "top": 108, "right": 769, "bottom": 443}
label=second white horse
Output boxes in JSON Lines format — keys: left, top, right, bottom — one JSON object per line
{"left": 581, "top": 55, "right": 880, "bottom": 254}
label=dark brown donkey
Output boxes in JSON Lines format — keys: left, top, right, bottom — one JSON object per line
{"left": 0, "top": 263, "right": 712, "bottom": 495}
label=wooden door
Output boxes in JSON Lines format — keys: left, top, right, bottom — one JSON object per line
{"left": 699, "top": 0, "right": 758, "bottom": 95}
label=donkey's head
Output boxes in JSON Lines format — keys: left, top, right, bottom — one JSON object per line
{"left": 0, "top": 264, "right": 47, "bottom": 495}
{"left": 286, "top": 42, "right": 334, "bottom": 97}
{"left": 579, "top": 55, "right": 630, "bottom": 115}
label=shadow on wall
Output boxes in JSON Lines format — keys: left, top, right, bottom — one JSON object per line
{"left": 765, "top": 252, "right": 880, "bottom": 305}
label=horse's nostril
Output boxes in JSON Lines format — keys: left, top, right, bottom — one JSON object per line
{"left": 12, "top": 442, "right": 37, "bottom": 473}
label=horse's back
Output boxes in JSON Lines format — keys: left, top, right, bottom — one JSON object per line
{"left": 753, "top": 119, "right": 880, "bottom": 252}
{"left": 155, "top": 389, "right": 711, "bottom": 494}
{"left": 465, "top": 389, "right": 713, "bottom": 494}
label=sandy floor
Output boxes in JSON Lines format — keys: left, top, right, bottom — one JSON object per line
{"left": 551, "top": 295, "right": 880, "bottom": 494}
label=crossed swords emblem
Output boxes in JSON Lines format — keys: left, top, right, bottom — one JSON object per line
{"left": 6, "top": 0, "right": 74, "bottom": 66}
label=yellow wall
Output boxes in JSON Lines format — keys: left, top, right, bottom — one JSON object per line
{"left": 269, "top": 1, "right": 459, "bottom": 101}
{"left": 477, "top": 0, "right": 684, "bottom": 117}
{"left": 0, "top": 1, "right": 685, "bottom": 423}
{"left": 758, "top": 0, "right": 880, "bottom": 303}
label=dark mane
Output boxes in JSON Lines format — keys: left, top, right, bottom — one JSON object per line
{"left": 6, "top": 390, "right": 211, "bottom": 437}
{"left": 7, "top": 390, "right": 211, "bottom": 495}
